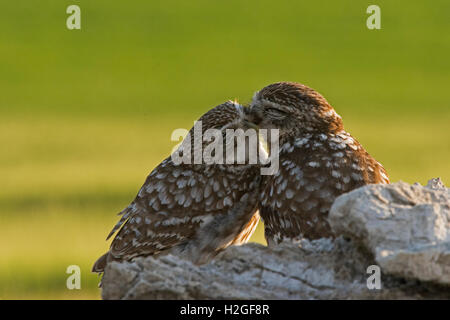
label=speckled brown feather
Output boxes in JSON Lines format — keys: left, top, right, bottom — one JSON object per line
{"left": 93, "top": 101, "right": 266, "bottom": 272}
{"left": 250, "top": 82, "right": 389, "bottom": 245}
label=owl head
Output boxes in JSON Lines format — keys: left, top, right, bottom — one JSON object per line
{"left": 248, "top": 82, "right": 344, "bottom": 142}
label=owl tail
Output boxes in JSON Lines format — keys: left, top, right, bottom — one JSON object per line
{"left": 92, "top": 252, "right": 108, "bottom": 273}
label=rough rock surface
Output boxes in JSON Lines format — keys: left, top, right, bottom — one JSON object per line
{"left": 101, "top": 179, "right": 450, "bottom": 299}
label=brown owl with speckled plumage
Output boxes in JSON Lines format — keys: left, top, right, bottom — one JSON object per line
{"left": 248, "top": 82, "right": 389, "bottom": 245}
{"left": 92, "top": 101, "right": 267, "bottom": 273}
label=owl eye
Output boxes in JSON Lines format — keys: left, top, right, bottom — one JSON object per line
{"left": 266, "top": 107, "right": 287, "bottom": 117}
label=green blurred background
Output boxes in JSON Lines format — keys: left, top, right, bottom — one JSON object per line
{"left": 0, "top": 0, "right": 449, "bottom": 299}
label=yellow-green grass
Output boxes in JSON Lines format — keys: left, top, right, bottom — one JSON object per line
{"left": 1, "top": 115, "right": 449, "bottom": 299}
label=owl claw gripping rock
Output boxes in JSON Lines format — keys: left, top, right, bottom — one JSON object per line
{"left": 93, "top": 101, "right": 267, "bottom": 273}
{"left": 249, "top": 82, "right": 389, "bottom": 245}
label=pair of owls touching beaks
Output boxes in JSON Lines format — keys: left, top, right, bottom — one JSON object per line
{"left": 93, "top": 81, "right": 389, "bottom": 273}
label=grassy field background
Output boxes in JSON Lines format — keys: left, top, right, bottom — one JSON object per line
{"left": 1, "top": 1, "right": 449, "bottom": 299}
